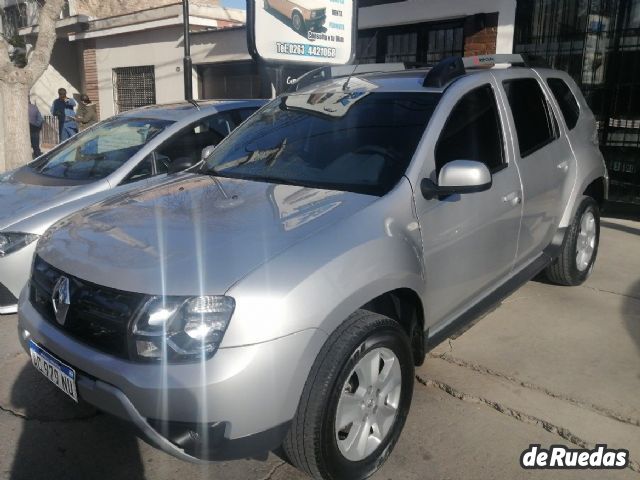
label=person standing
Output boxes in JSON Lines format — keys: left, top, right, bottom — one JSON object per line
{"left": 51, "top": 88, "right": 77, "bottom": 142}
{"left": 76, "top": 94, "right": 98, "bottom": 131}
{"left": 28, "top": 98, "right": 44, "bottom": 158}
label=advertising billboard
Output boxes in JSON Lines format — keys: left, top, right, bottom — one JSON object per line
{"left": 247, "top": 0, "right": 356, "bottom": 65}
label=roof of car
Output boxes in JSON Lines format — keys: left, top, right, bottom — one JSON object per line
{"left": 290, "top": 55, "right": 561, "bottom": 95}
{"left": 117, "top": 99, "right": 266, "bottom": 122}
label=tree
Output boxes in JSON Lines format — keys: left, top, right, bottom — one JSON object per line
{"left": 0, "top": 0, "right": 65, "bottom": 172}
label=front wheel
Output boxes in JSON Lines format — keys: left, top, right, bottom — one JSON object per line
{"left": 291, "top": 11, "right": 305, "bottom": 33}
{"left": 283, "top": 310, "right": 414, "bottom": 480}
{"left": 545, "top": 196, "right": 600, "bottom": 286}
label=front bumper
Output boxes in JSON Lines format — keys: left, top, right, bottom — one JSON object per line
{"left": 18, "top": 291, "right": 327, "bottom": 461}
{"left": 0, "top": 241, "right": 37, "bottom": 314}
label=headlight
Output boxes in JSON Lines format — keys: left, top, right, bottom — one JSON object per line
{"left": 0, "top": 232, "right": 39, "bottom": 257}
{"left": 311, "top": 9, "right": 323, "bottom": 17}
{"left": 132, "top": 295, "right": 235, "bottom": 363}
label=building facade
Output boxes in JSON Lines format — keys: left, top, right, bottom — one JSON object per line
{"left": 514, "top": 0, "right": 640, "bottom": 204}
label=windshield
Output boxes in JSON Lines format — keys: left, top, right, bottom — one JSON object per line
{"left": 31, "top": 117, "right": 174, "bottom": 181}
{"left": 205, "top": 91, "right": 440, "bottom": 196}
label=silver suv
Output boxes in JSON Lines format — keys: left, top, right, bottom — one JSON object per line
{"left": 18, "top": 55, "right": 608, "bottom": 480}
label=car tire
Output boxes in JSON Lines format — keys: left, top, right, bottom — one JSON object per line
{"left": 545, "top": 196, "right": 600, "bottom": 286}
{"left": 291, "top": 11, "right": 305, "bottom": 34}
{"left": 283, "top": 310, "right": 414, "bottom": 480}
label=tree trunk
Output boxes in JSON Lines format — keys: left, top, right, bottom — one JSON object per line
{"left": 0, "top": 81, "right": 32, "bottom": 171}
{"left": 0, "top": 0, "right": 65, "bottom": 172}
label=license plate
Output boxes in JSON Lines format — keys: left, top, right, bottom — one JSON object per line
{"left": 29, "top": 340, "right": 78, "bottom": 403}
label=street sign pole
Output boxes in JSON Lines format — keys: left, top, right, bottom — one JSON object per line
{"left": 182, "top": 0, "right": 193, "bottom": 101}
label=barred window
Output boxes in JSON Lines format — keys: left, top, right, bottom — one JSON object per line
{"left": 112, "top": 66, "right": 156, "bottom": 114}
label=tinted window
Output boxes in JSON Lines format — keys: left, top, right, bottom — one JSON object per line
{"left": 205, "top": 92, "right": 441, "bottom": 196}
{"left": 503, "top": 78, "right": 558, "bottom": 157}
{"left": 436, "top": 85, "right": 505, "bottom": 174}
{"left": 237, "top": 108, "right": 258, "bottom": 122}
{"left": 547, "top": 78, "right": 580, "bottom": 130}
{"left": 30, "top": 117, "right": 173, "bottom": 180}
{"left": 123, "top": 156, "right": 154, "bottom": 184}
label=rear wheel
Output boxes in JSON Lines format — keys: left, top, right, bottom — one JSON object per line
{"left": 545, "top": 196, "right": 600, "bottom": 286}
{"left": 283, "top": 310, "right": 414, "bottom": 480}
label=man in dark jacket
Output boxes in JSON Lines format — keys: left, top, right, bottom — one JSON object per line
{"left": 50, "top": 88, "right": 77, "bottom": 142}
{"left": 28, "top": 98, "right": 44, "bottom": 158}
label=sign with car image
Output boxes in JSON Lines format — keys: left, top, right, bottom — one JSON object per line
{"left": 247, "top": 0, "right": 356, "bottom": 65}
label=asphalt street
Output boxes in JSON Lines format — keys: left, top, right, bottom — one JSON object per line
{"left": 0, "top": 215, "right": 638, "bottom": 480}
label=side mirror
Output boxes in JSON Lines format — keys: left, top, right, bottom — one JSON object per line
{"left": 421, "top": 160, "right": 492, "bottom": 200}
{"left": 201, "top": 144, "right": 217, "bottom": 161}
{"left": 167, "top": 157, "right": 196, "bottom": 174}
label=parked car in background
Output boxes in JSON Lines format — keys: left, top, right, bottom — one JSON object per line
{"left": 0, "top": 99, "right": 265, "bottom": 314}
{"left": 18, "top": 56, "right": 607, "bottom": 480}
{"left": 265, "top": 0, "right": 326, "bottom": 34}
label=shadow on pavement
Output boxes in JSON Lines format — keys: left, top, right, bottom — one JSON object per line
{"left": 9, "top": 364, "right": 145, "bottom": 480}
{"left": 603, "top": 201, "right": 640, "bottom": 221}
{"left": 600, "top": 220, "right": 640, "bottom": 237}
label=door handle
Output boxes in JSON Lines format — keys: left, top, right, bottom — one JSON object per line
{"left": 557, "top": 160, "right": 569, "bottom": 173}
{"left": 502, "top": 191, "right": 521, "bottom": 206}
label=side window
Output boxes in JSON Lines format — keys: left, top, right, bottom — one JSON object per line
{"left": 156, "top": 112, "right": 238, "bottom": 166}
{"left": 237, "top": 108, "right": 258, "bottom": 122}
{"left": 503, "top": 78, "right": 559, "bottom": 158}
{"left": 122, "top": 156, "right": 153, "bottom": 184}
{"left": 435, "top": 85, "right": 505, "bottom": 175}
{"left": 547, "top": 78, "right": 580, "bottom": 130}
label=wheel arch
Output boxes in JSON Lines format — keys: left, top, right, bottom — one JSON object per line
{"left": 583, "top": 176, "right": 607, "bottom": 207}
{"left": 361, "top": 288, "right": 426, "bottom": 366}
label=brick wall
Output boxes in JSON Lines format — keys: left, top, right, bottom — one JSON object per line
{"left": 463, "top": 12, "right": 499, "bottom": 57}
{"left": 81, "top": 39, "right": 100, "bottom": 117}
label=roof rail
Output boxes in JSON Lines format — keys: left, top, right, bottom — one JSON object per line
{"left": 423, "top": 53, "right": 548, "bottom": 88}
{"left": 289, "top": 63, "right": 407, "bottom": 92}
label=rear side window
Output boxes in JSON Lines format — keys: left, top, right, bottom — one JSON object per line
{"left": 436, "top": 84, "right": 505, "bottom": 174}
{"left": 503, "top": 78, "right": 558, "bottom": 158}
{"left": 547, "top": 78, "right": 580, "bottom": 130}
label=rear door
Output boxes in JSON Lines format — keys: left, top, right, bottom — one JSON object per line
{"left": 494, "top": 70, "right": 572, "bottom": 266}
{"left": 413, "top": 75, "right": 522, "bottom": 327}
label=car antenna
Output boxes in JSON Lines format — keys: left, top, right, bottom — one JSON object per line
{"left": 343, "top": 30, "right": 378, "bottom": 91}
{"left": 188, "top": 99, "right": 200, "bottom": 110}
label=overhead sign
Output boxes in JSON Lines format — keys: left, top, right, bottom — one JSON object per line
{"left": 247, "top": 0, "right": 356, "bottom": 65}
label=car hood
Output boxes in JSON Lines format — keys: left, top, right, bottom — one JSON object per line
{"left": 0, "top": 169, "right": 102, "bottom": 231}
{"left": 37, "top": 174, "right": 378, "bottom": 296}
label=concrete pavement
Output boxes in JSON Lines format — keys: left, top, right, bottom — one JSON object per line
{"left": 0, "top": 216, "right": 638, "bottom": 479}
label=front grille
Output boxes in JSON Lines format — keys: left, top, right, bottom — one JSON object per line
{"left": 30, "top": 256, "right": 147, "bottom": 359}
{"left": 0, "top": 282, "right": 17, "bottom": 307}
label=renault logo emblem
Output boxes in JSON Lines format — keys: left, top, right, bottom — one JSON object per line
{"left": 52, "top": 276, "right": 70, "bottom": 326}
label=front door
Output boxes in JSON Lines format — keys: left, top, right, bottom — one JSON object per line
{"left": 413, "top": 76, "right": 523, "bottom": 328}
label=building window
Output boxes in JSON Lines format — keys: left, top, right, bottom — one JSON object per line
{"left": 198, "top": 62, "right": 263, "bottom": 99}
{"left": 2, "top": 3, "right": 29, "bottom": 37}
{"left": 112, "top": 66, "right": 156, "bottom": 114}
{"left": 357, "top": 21, "right": 464, "bottom": 66}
